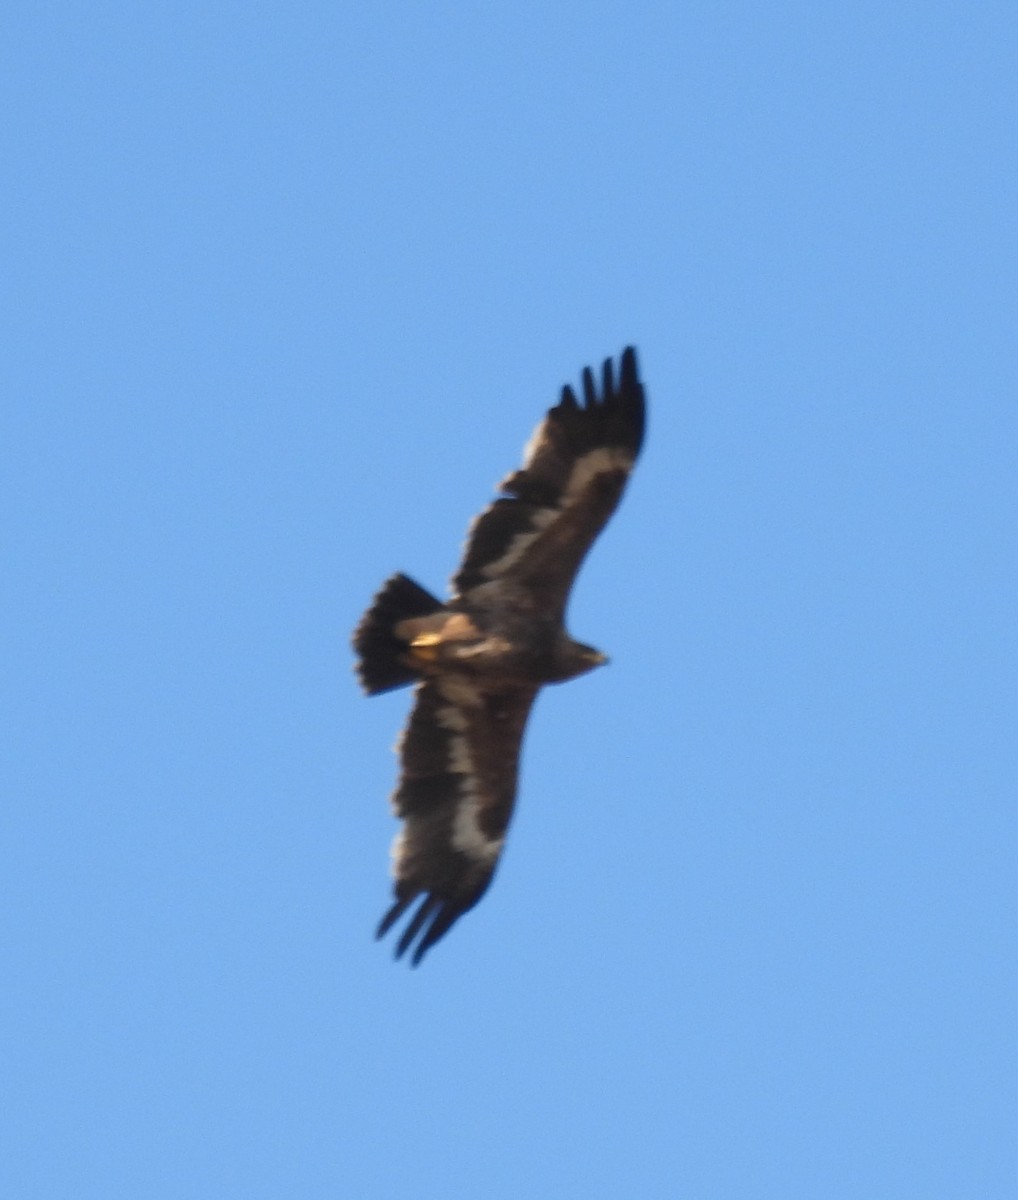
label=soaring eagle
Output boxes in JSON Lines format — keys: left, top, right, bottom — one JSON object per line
{"left": 353, "top": 347, "right": 646, "bottom": 964}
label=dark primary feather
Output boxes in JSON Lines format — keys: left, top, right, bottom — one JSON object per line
{"left": 377, "top": 893, "right": 464, "bottom": 968}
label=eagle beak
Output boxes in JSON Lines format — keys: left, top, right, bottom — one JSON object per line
{"left": 587, "top": 649, "right": 609, "bottom": 668}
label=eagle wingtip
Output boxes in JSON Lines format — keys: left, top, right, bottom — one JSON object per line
{"left": 377, "top": 888, "right": 472, "bottom": 966}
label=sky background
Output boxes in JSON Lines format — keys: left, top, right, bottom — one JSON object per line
{"left": 4, "top": 4, "right": 1017, "bottom": 1197}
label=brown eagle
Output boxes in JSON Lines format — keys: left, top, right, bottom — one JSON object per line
{"left": 353, "top": 347, "right": 646, "bottom": 964}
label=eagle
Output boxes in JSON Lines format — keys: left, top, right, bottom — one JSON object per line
{"left": 353, "top": 347, "right": 646, "bottom": 965}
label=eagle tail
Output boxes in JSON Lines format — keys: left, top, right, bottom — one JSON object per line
{"left": 353, "top": 573, "right": 444, "bottom": 695}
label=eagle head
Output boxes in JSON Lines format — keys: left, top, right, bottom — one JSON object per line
{"left": 549, "top": 637, "right": 608, "bottom": 683}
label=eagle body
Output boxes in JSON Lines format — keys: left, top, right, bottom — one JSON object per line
{"left": 353, "top": 347, "right": 646, "bottom": 964}
{"left": 398, "top": 605, "right": 606, "bottom": 685}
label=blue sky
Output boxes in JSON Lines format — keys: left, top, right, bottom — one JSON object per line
{"left": 4, "top": 4, "right": 1017, "bottom": 1197}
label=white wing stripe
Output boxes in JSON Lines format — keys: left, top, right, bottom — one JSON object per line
{"left": 478, "top": 445, "right": 634, "bottom": 582}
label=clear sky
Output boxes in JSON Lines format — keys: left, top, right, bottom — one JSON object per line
{"left": 4, "top": 4, "right": 1017, "bottom": 1197}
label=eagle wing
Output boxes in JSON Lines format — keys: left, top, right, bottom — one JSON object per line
{"left": 452, "top": 346, "right": 646, "bottom": 618}
{"left": 376, "top": 677, "right": 538, "bottom": 965}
